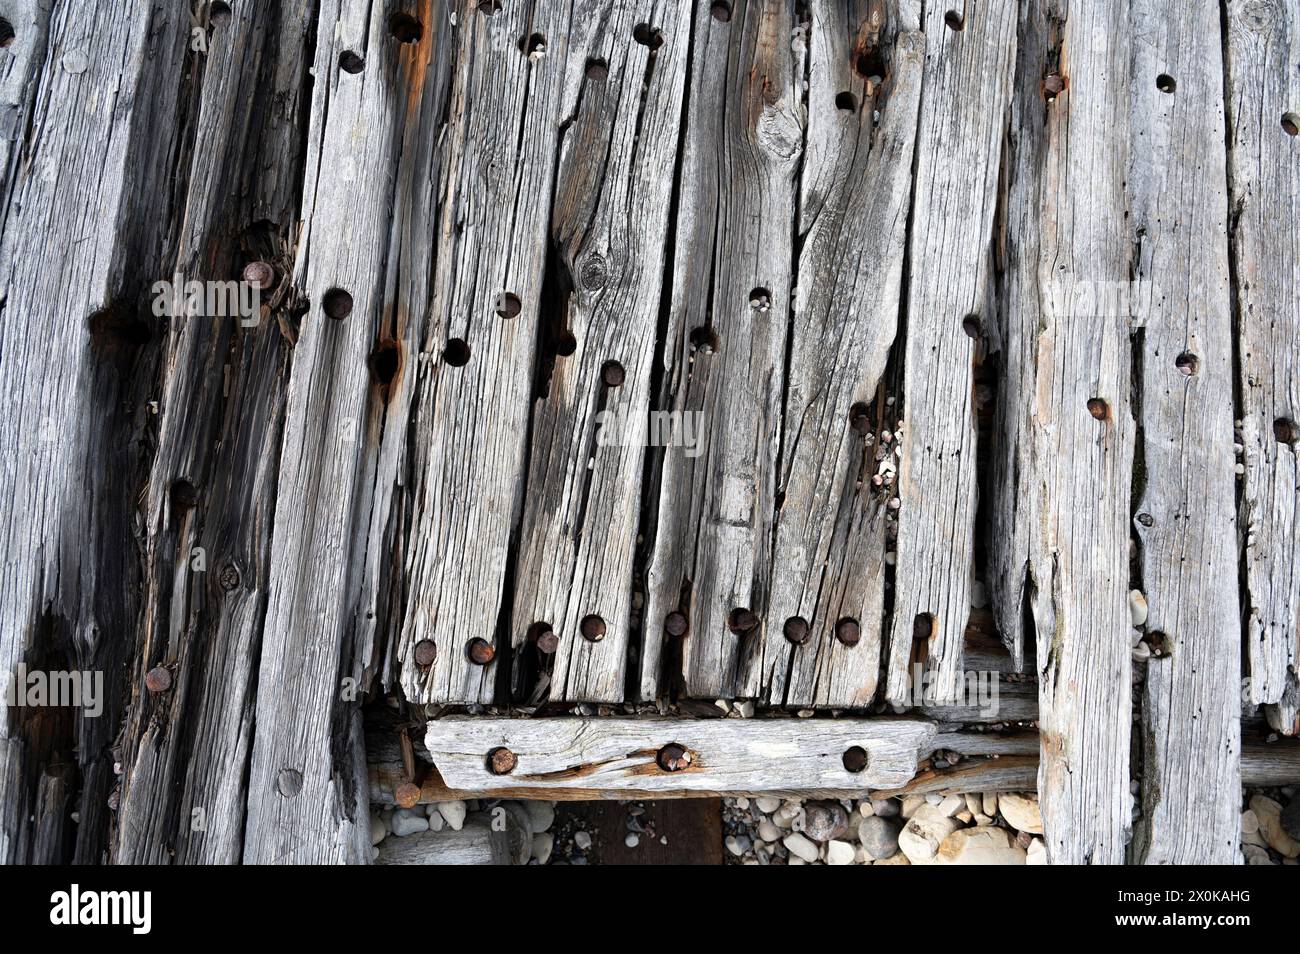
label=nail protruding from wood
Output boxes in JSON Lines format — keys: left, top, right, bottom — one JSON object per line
{"left": 145, "top": 666, "right": 172, "bottom": 693}
{"left": 414, "top": 639, "right": 437, "bottom": 668}
{"left": 633, "top": 23, "right": 664, "bottom": 49}
{"left": 601, "top": 360, "right": 625, "bottom": 387}
{"left": 443, "top": 338, "right": 471, "bottom": 367}
{"left": 1087, "top": 397, "right": 1110, "bottom": 421}
{"left": 656, "top": 743, "right": 692, "bottom": 772}
{"left": 835, "top": 617, "right": 862, "bottom": 646}
{"left": 664, "top": 611, "right": 689, "bottom": 637}
{"left": 242, "top": 260, "right": 275, "bottom": 289}
{"left": 388, "top": 12, "right": 423, "bottom": 43}
{"left": 579, "top": 614, "right": 607, "bottom": 642}
{"left": 943, "top": 10, "right": 964, "bottom": 30}
{"left": 849, "top": 401, "right": 872, "bottom": 435}
{"left": 487, "top": 747, "right": 517, "bottom": 775}
{"left": 783, "top": 616, "right": 810, "bottom": 645}
{"left": 321, "top": 287, "right": 353, "bottom": 320}
{"left": 338, "top": 50, "right": 365, "bottom": 74}
{"left": 1156, "top": 73, "right": 1176, "bottom": 94}
{"left": 529, "top": 623, "right": 559, "bottom": 654}
{"left": 842, "top": 746, "right": 869, "bottom": 774}
{"left": 467, "top": 638, "right": 495, "bottom": 665}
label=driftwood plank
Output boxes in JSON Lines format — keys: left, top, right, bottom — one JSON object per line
{"left": 375, "top": 813, "right": 527, "bottom": 865}
{"left": 425, "top": 715, "right": 937, "bottom": 794}
{"left": 883, "top": 0, "right": 1017, "bottom": 707}
{"left": 641, "top": 0, "right": 801, "bottom": 700}
{"left": 1226, "top": 0, "right": 1300, "bottom": 736}
{"left": 399, "top": 0, "right": 575, "bottom": 705}
{"left": 748, "top": 1, "right": 923, "bottom": 708}
{"left": 991, "top": 0, "right": 1136, "bottom": 864}
{"left": 1128, "top": 0, "right": 1241, "bottom": 864}
{"left": 510, "top": 0, "right": 690, "bottom": 703}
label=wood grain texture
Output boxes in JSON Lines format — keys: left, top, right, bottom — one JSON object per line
{"left": 1225, "top": 0, "right": 1300, "bottom": 736}
{"left": 375, "top": 813, "right": 527, "bottom": 865}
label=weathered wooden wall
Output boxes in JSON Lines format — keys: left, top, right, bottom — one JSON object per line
{"left": 0, "top": 0, "right": 1296, "bottom": 865}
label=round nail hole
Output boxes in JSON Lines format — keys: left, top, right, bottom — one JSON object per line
{"left": 835, "top": 617, "right": 861, "bottom": 646}
{"left": 170, "top": 479, "right": 198, "bottom": 513}
{"left": 944, "top": 10, "right": 964, "bottom": 30}
{"left": 1174, "top": 352, "right": 1198, "bottom": 376}
{"left": 1136, "top": 511, "right": 1155, "bottom": 527}
{"left": 783, "top": 616, "right": 810, "bottom": 645}
{"left": 749, "top": 287, "right": 772, "bottom": 311}
{"left": 727, "top": 607, "right": 759, "bottom": 635}
{"left": 443, "top": 338, "right": 471, "bottom": 366}
{"left": 413, "top": 639, "right": 437, "bottom": 667}
{"left": 835, "top": 91, "right": 857, "bottom": 112}
{"left": 689, "top": 326, "right": 719, "bottom": 353}
{"left": 527, "top": 622, "right": 559, "bottom": 654}
{"left": 369, "top": 340, "right": 400, "bottom": 387}
{"left": 849, "top": 401, "right": 872, "bottom": 435}
{"left": 321, "top": 287, "right": 354, "bottom": 320}
{"left": 913, "top": 613, "right": 934, "bottom": 640}
{"left": 1087, "top": 397, "right": 1110, "bottom": 421}
{"left": 601, "top": 360, "right": 626, "bottom": 387}
{"left": 467, "top": 637, "right": 495, "bottom": 665}
{"left": 388, "top": 12, "right": 424, "bottom": 43}
{"left": 554, "top": 331, "right": 577, "bottom": 357}
{"left": 477, "top": 0, "right": 501, "bottom": 14}
{"left": 339, "top": 50, "right": 365, "bottom": 74}
{"left": 1274, "top": 418, "right": 1299, "bottom": 445}
{"left": 633, "top": 23, "right": 664, "bottom": 49}
{"left": 585, "top": 57, "right": 609, "bottom": 80}
{"left": 1283, "top": 112, "right": 1299, "bottom": 137}
{"left": 710, "top": 1, "right": 732, "bottom": 22}
{"left": 664, "top": 611, "right": 689, "bottom": 637}
{"left": 580, "top": 614, "right": 607, "bottom": 642}
{"left": 1156, "top": 73, "right": 1176, "bottom": 94}
{"left": 962, "top": 315, "right": 981, "bottom": 338}
{"left": 656, "top": 743, "right": 691, "bottom": 772}
{"left": 210, "top": 2, "right": 233, "bottom": 27}
{"left": 487, "top": 746, "right": 517, "bottom": 775}
{"left": 518, "top": 33, "right": 546, "bottom": 57}
{"left": 842, "top": 746, "right": 869, "bottom": 773}
{"left": 0, "top": 19, "right": 14, "bottom": 48}
{"left": 495, "top": 291, "right": 522, "bottom": 319}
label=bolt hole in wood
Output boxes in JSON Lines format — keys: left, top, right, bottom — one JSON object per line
{"left": 1275, "top": 418, "right": 1300, "bottom": 445}
{"left": 1087, "top": 397, "right": 1110, "bottom": 421}
{"left": 749, "top": 286, "right": 772, "bottom": 311}
{"left": 518, "top": 33, "right": 546, "bottom": 57}
{"left": 962, "top": 314, "right": 981, "bottom": 338}
{"left": 944, "top": 10, "right": 964, "bottom": 31}
{"left": 689, "top": 325, "right": 719, "bottom": 354}
{"left": 554, "top": 331, "right": 578, "bottom": 357}
{"left": 368, "top": 340, "right": 400, "bottom": 387}
{"left": 1156, "top": 73, "right": 1177, "bottom": 94}
{"left": 339, "top": 50, "right": 365, "bottom": 74}
{"left": 388, "top": 12, "right": 423, "bottom": 43}
{"left": 466, "top": 637, "right": 495, "bottom": 665}
{"left": 0, "top": 18, "right": 14, "bottom": 48}
{"left": 842, "top": 746, "right": 869, "bottom": 774}
{"left": 495, "top": 291, "right": 522, "bottom": 318}
{"left": 849, "top": 400, "right": 872, "bottom": 435}
{"left": 487, "top": 747, "right": 517, "bottom": 775}
{"left": 477, "top": 0, "right": 501, "bottom": 14}
{"left": 835, "top": 90, "right": 857, "bottom": 112}
{"left": 1283, "top": 112, "right": 1300, "bottom": 137}
{"left": 210, "top": 1, "right": 232, "bottom": 27}
{"left": 710, "top": 1, "right": 732, "bottom": 22}
{"left": 783, "top": 615, "right": 811, "bottom": 645}
{"left": 601, "top": 360, "right": 625, "bottom": 387}
{"left": 169, "top": 479, "right": 198, "bottom": 513}
{"left": 443, "top": 337, "right": 471, "bottom": 366}
{"left": 1174, "top": 351, "right": 1199, "bottom": 376}
{"left": 580, "top": 614, "right": 607, "bottom": 642}
{"left": 1043, "top": 72, "right": 1066, "bottom": 101}
{"left": 656, "top": 743, "right": 692, "bottom": 772}
{"left": 633, "top": 23, "right": 664, "bottom": 49}
{"left": 321, "top": 287, "right": 353, "bottom": 320}
{"left": 585, "top": 57, "right": 609, "bottom": 80}
{"left": 277, "top": 768, "right": 303, "bottom": 797}
{"left": 913, "top": 613, "right": 934, "bottom": 641}
{"left": 527, "top": 622, "right": 559, "bottom": 655}
{"left": 727, "top": 607, "right": 759, "bottom": 635}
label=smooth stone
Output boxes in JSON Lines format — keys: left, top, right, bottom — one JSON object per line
{"left": 525, "top": 800, "right": 555, "bottom": 833}
{"left": 825, "top": 840, "right": 855, "bottom": 865}
{"left": 872, "top": 798, "right": 900, "bottom": 818}
{"left": 757, "top": 820, "right": 782, "bottom": 842}
{"left": 531, "top": 832, "right": 554, "bottom": 864}
{"left": 934, "top": 826, "right": 1027, "bottom": 865}
{"left": 900, "top": 795, "right": 926, "bottom": 819}
{"left": 370, "top": 815, "right": 386, "bottom": 847}
{"left": 998, "top": 792, "right": 1043, "bottom": 834}
{"left": 1240, "top": 809, "right": 1259, "bottom": 835}
{"left": 391, "top": 811, "right": 429, "bottom": 837}
{"left": 755, "top": 796, "right": 782, "bottom": 814}
{"left": 803, "top": 800, "right": 849, "bottom": 843}
{"left": 574, "top": 831, "right": 592, "bottom": 851}
{"left": 427, "top": 810, "right": 445, "bottom": 832}
{"left": 437, "top": 800, "right": 467, "bottom": 832}
{"left": 1129, "top": 589, "right": 1148, "bottom": 627}
{"left": 725, "top": 835, "right": 749, "bottom": 857}
{"left": 857, "top": 815, "right": 900, "bottom": 860}
{"left": 783, "top": 832, "right": 820, "bottom": 863}
{"left": 625, "top": 833, "right": 640, "bottom": 848}
{"left": 874, "top": 852, "right": 910, "bottom": 865}
{"left": 1250, "top": 795, "right": 1300, "bottom": 858}
{"left": 937, "top": 794, "right": 964, "bottom": 818}
{"left": 1026, "top": 838, "right": 1047, "bottom": 865}
{"left": 898, "top": 804, "right": 958, "bottom": 865}
{"left": 1282, "top": 797, "right": 1300, "bottom": 841}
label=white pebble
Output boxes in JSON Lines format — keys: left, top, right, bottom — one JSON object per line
{"left": 574, "top": 830, "right": 593, "bottom": 851}
{"left": 825, "top": 840, "right": 855, "bottom": 865}
{"left": 531, "top": 832, "right": 554, "bottom": 864}
{"left": 783, "top": 832, "right": 820, "bottom": 863}
{"left": 625, "top": 833, "right": 640, "bottom": 848}
{"left": 437, "top": 800, "right": 467, "bottom": 831}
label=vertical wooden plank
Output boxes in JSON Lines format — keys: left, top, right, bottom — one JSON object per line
{"left": 1128, "top": 0, "right": 1241, "bottom": 864}
{"left": 243, "top": 0, "right": 450, "bottom": 864}
{"left": 883, "top": 0, "right": 1017, "bottom": 707}
{"left": 991, "top": 0, "right": 1135, "bottom": 864}
{"left": 748, "top": 0, "right": 923, "bottom": 708}
{"left": 510, "top": 0, "right": 690, "bottom": 703}
{"left": 641, "top": 0, "right": 800, "bottom": 700}
{"left": 1226, "top": 0, "right": 1300, "bottom": 736}
{"left": 399, "top": 0, "right": 574, "bottom": 705}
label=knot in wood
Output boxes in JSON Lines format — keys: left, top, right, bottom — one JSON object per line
{"left": 218, "top": 563, "right": 241, "bottom": 591}
{"left": 579, "top": 253, "right": 608, "bottom": 291}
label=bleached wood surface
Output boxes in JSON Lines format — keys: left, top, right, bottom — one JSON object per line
{"left": 375, "top": 813, "right": 526, "bottom": 865}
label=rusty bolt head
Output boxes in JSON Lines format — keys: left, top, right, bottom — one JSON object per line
{"left": 783, "top": 616, "right": 810, "bottom": 645}
{"left": 842, "top": 745, "right": 869, "bottom": 773}
{"left": 144, "top": 666, "right": 172, "bottom": 693}
{"left": 1043, "top": 73, "right": 1065, "bottom": 97}
{"left": 1087, "top": 397, "right": 1109, "bottom": 420}
{"left": 849, "top": 401, "right": 872, "bottom": 435}
{"left": 656, "top": 743, "right": 692, "bottom": 772}
{"left": 601, "top": 361, "right": 625, "bottom": 388}
{"left": 835, "top": 617, "right": 862, "bottom": 646}
{"left": 580, "top": 614, "right": 607, "bottom": 642}
{"left": 487, "top": 746, "right": 517, "bottom": 775}
{"left": 664, "top": 611, "right": 689, "bottom": 637}
{"left": 413, "top": 639, "right": 437, "bottom": 668}
{"left": 467, "top": 637, "right": 495, "bottom": 665}
{"left": 241, "top": 261, "right": 275, "bottom": 289}
{"left": 727, "top": 607, "right": 759, "bottom": 635}
{"left": 394, "top": 781, "right": 422, "bottom": 808}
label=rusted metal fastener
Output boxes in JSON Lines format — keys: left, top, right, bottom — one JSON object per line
{"left": 1043, "top": 72, "right": 1065, "bottom": 98}
{"left": 467, "top": 637, "right": 495, "bottom": 665}
{"left": 664, "top": 611, "right": 688, "bottom": 637}
{"left": 321, "top": 287, "right": 353, "bottom": 320}
{"left": 530, "top": 624, "right": 559, "bottom": 655}
{"left": 783, "top": 616, "right": 810, "bottom": 645}
{"left": 842, "top": 745, "right": 869, "bottom": 773}
{"left": 1087, "top": 397, "right": 1109, "bottom": 420}
{"left": 394, "top": 781, "right": 422, "bottom": 808}
{"left": 835, "top": 617, "right": 862, "bottom": 646}
{"left": 414, "top": 639, "right": 437, "bottom": 668}
{"left": 144, "top": 666, "right": 172, "bottom": 693}
{"left": 849, "top": 401, "right": 872, "bottom": 435}
{"left": 913, "top": 614, "right": 933, "bottom": 640}
{"left": 580, "top": 614, "right": 607, "bottom": 642}
{"left": 656, "top": 743, "right": 692, "bottom": 772}
{"left": 487, "top": 746, "right": 517, "bottom": 775}
{"left": 727, "top": 607, "right": 759, "bottom": 635}
{"left": 241, "top": 261, "right": 276, "bottom": 290}
{"left": 601, "top": 361, "right": 625, "bottom": 388}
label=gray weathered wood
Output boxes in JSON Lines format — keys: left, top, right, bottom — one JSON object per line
{"left": 1226, "top": 0, "right": 1300, "bottom": 736}
{"left": 375, "top": 813, "right": 526, "bottom": 865}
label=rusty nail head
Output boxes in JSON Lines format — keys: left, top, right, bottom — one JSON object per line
{"left": 1087, "top": 397, "right": 1109, "bottom": 420}
{"left": 467, "top": 637, "right": 495, "bottom": 665}
{"left": 835, "top": 617, "right": 862, "bottom": 646}
{"left": 414, "top": 639, "right": 437, "bottom": 668}
{"left": 488, "top": 747, "right": 517, "bottom": 775}
{"left": 601, "top": 361, "right": 625, "bottom": 387}
{"left": 842, "top": 745, "right": 869, "bottom": 773}
{"left": 580, "top": 614, "right": 607, "bottom": 642}
{"left": 394, "top": 781, "right": 421, "bottom": 808}
{"left": 664, "top": 611, "right": 688, "bottom": 637}
{"left": 783, "top": 616, "right": 810, "bottom": 645}
{"left": 656, "top": 743, "right": 691, "bottom": 772}
{"left": 913, "top": 614, "right": 933, "bottom": 640}
{"left": 1043, "top": 73, "right": 1065, "bottom": 96}
{"left": 727, "top": 608, "right": 759, "bottom": 635}
{"left": 242, "top": 261, "right": 275, "bottom": 289}
{"left": 145, "top": 666, "right": 172, "bottom": 693}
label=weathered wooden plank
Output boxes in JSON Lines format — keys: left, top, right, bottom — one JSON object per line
{"left": 1128, "top": 0, "right": 1241, "bottom": 865}
{"left": 883, "top": 0, "right": 1016, "bottom": 708}
{"left": 0, "top": 1, "right": 187, "bottom": 865}
{"left": 243, "top": 0, "right": 452, "bottom": 864}
{"left": 375, "top": 813, "right": 527, "bottom": 865}
{"left": 747, "top": 1, "right": 923, "bottom": 708}
{"left": 990, "top": 0, "right": 1136, "bottom": 864}
{"left": 1226, "top": 0, "right": 1300, "bottom": 736}
{"left": 113, "top": 0, "right": 312, "bottom": 866}
{"left": 398, "top": 0, "right": 575, "bottom": 705}
{"left": 425, "top": 715, "right": 937, "bottom": 794}
{"left": 641, "top": 0, "right": 801, "bottom": 700}
{"left": 510, "top": 0, "right": 690, "bottom": 703}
